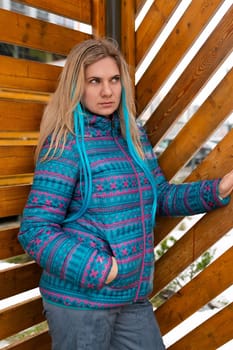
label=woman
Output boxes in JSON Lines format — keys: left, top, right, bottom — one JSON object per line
{"left": 18, "top": 38, "right": 233, "bottom": 349}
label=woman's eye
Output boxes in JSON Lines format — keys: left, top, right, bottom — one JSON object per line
{"left": 112, "top": 76, "right": 120, "bottom": 83}
{"left": 89, "top": 78, "right": 99, "bottom": 84}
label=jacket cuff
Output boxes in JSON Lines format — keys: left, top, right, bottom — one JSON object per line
{"left": 216, "top": 179, "right": 231, "bottom": 206}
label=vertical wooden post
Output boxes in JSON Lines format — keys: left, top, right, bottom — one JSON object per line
{"left": 121, "top": 0, "right": 136, "bottom": 86}
{"left": 92, "top": 0, "right": 106, "bottom": 38}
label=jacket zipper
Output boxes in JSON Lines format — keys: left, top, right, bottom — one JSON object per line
{"left": 111, "top": 128, "right": 147, "bottom": 302}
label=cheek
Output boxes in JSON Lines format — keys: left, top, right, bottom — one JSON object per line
{"left": 82, "top": 90, "right": 93, "bottom": 108}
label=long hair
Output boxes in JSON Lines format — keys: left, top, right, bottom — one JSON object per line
{"left": 35, "top": 38, "right": 143, "bottom": 161}
{"left": 36, "top": 38, "right": 157, "bottom": 223}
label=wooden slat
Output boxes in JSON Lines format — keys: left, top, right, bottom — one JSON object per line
{"left": 0, "top": 56, "right": 61, "bottom": 93}
{"left": 3, "top": 329, "right": 51, "bottom": 350}
{"left": 0, "top": 175, "right": 33, "bottom": 186}
{"left": 0, "top": 185, "right": 30, "bottom": 218}
{"left": 153, "top": 199, "right": 233, "bottom": 294}
{"left": 0, "top": 224, "right": 23, "bottom": 259}
{"left": 155, "top": 248, "right": 233, "bottom": 334}
{"left": 136, "top": 0, "right": 145, "bottom": 14}
{"left": 0, "top": 88, "right": 51, "bottom": 104}
{"left": 14, "top": 0, "right": 91, "bottom": 24}
{"left": 92, "top": 0, "right": 106, "bottom": 38}
{"left": 145, "top": 6, "right": 233, "bottom": 145}
{"left": 0, "top": 297, "right": 44, "bottom": 339}
{"left": 136, "top": 0, "right": 225, "bottom": 115}
{"left": 155, "top": 129, "right": 233, "bottom": 244}
{"left": 0, "top": 146, "right": 35, "bottom": 176}
{"left": 0, "top": 132, "right": 38, "bottom": 147}
{"left": 136, "top": 0, "right": 181, "bottom": 64}
{"left": 0, "top": 261, "right": 41, "bottom": 299}
{"left": 0, "top": 9, "right": 90, "bottom": 56}
{"left": 168, "top": 302, "right": 233, "bottom": 350}
{"left": 159, "top": 68, "right": 233, "bottom": 179}
{"left": 0, "top": 101, "right": 43, "bottom": 132}
{"left": 121, "top": 0, "right": 136, "bottom": 84}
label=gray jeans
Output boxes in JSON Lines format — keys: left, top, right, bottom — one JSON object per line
{"left": 43, "top": 299, "right": 165, "bottom": 350}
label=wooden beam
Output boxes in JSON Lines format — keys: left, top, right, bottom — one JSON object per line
{"left": 0, "top": 261, "right": 41, "bottom": 299}
{"left": 0, "top": 146, "right": 35, "bottom": 176}
{"left": 0, "top": 224, "right": 23, "bottom": 260}
{"left": 14, "top": 0, "right": 92, "bottom": 24}
{"left": 136, "top": 0, "right": 224, "bottom": 115}
{"left": 168, "top": 302, "right": 233, "bottom": 349}
{"left": 136, "top": 0, "right": 181, "bottom": 64}
{"left": 156, "top": 248, "right": 233, "bottom": 334}
{"left": 2, "top": 328, "right": 50, "bottom": 350}
{"left": 0, "top": 185, "right": 31, "bottom": 218}
{"left": 159, "top": 68, "right": 233, "bottom": 179}
{"left": 144, "top": 6, "right": 233, "bottom": 145}
{"left": 92, "top": 0, "right": 106, "bottom": 38}
{"left": 0, "top": 297, "right": 44, "bottom": 339}
{"left": 153, "top": 199, "right": 233, "bottom": 294}
{"left": 0, "top": 56, "right": 61, "bottom": 93}
{"left": 0, "top": 9, "right": 90, "bottom": 56}
{"left": 154, "top": 129, "right": 233, "bottom": 245}
{"left": 0, "top": 101, "right": 43, "bottom": 132}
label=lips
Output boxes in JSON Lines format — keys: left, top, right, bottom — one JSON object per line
{"left": 99, "top": 102, "right": 114, "bottom": 107}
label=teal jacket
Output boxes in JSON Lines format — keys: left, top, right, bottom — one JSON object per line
{"left": 18, "top": 113, "right": 229, "bottom": 309}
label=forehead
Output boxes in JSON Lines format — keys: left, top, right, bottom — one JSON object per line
{"left": 85, "top": 57, "right": 120, "bottom": 77}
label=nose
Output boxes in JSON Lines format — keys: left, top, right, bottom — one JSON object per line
{"left": 101, "top": 82, "right": 112, "bottom": 97}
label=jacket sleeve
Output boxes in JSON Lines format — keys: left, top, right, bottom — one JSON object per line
{"left": 153, "top": 165, "right": 230, "bottom": 216}
{"left": 18, "top": 135, "right": 112, "bottom": 290}
{"left": 139, "top": 125, "right": 230, "bottom": 217}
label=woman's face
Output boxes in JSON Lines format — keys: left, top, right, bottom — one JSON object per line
{"left": 82, "top": 57, "right": 122, "bottom": 117}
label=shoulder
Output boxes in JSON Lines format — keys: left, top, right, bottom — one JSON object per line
{"left": 136, "top": 120, "right": 152, "bottom": 146}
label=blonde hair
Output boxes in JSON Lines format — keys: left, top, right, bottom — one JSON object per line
{"left": 36, "top": 38, "right": 143, "bottom": 161}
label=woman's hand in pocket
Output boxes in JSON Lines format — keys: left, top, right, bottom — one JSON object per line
{"left": 105, "top": 257, "right": 118, "bottom": 284}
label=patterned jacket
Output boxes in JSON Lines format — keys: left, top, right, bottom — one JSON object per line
{"left": 18, "top": 113, "right": 229, "bottom": 309}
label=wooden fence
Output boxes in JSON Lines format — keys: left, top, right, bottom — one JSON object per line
{"left": 0, "top": 0, "right": 232, "bottom": 349}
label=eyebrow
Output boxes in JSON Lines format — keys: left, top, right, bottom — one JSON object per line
{"left": 86, "top": 74, "right": 120, "bottom": 80}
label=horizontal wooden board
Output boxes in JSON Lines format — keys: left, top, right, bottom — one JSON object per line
{"left": 0, "top": 89, "right": 51, "bottom": 104}
{"left": 0, "top": 175, "right": 33, "bottom": 186}
{"left": 0, "top": 146, "right": 35, "bottom": 176}
{"left": 156, "top": 248, "right": 233, "bottom": 334}
{"left": 136, "top": 0, "right": 181, "bottom": 64}
{"left": 145, "top": 6, "right": 233, "bottom": 145}
{"left": 0, "top": 134, "right": 38, "bottom": 146}
{"left": 0, "top": 56, "right": 61, "bottom": 93}
{"left": 158, "top": 68, "right": 233, "bottom": 179}
{"left": 0, "top": 101, "right": 43, "bottom": 132}
{"left": 168, "top": 302, "right": 233, "bottom": 349}
{"left": 3, "top": 329, "right": 51, "bottom": 350}
{"left": 0, "top": 185, "right": 30, "bottom": 218}
{"left": 0, "top": 261, "right": 41, "bottom": 299}
{"left": 14, "top": 0, "right": 91, "bottom": 24}
{"left": 0, "top": 9, "right": 90, "bottom": 56}
{"left": 0, "top": 297, "right": 44, "bottom": 339}
{"left": 0, "top": 224, "right": 23, "bottom": 259}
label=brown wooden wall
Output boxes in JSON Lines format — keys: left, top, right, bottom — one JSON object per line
{"left": 0, "top": 0, "right": 232, "bottom": 349}
{"left": 122, "top": 0, "right": 233, "bottom": 349}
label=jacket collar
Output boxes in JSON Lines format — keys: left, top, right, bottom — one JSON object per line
{"left": 84, "top": 111, "right": 121, "bottom": 137}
